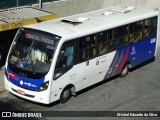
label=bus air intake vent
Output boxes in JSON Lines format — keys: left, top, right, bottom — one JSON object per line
{"left": 61, "top": 19, "right": 82, "bottom": 26}
{"left": 111, "top": 6, "right": 136, "bottom": 13}
{"left": 77, "top": 17, "right": 89, "bottom": 22}
{"left": 102, "top": 11, "right": 113, "bottom": 16}
{"left": 126, "top": 6, "right": 136, "bottom": 11}
{"left": 61, "top": 17, "right": 89, "bottom": 26}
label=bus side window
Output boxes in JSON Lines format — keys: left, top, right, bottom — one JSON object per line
{"left": 114, "top": 25, "right": 128, "bottom": 49}
{"left": 150, "top": 17, "right": 158, "bottom": 36}
{"left": 143, "top": 17, "right": 157, "bottom": 39}
{"left": 54, "top": 41, "right": 75, "bottom": 79}
{"left": 98, "top": 31, "right": 108, "bottom": 55}
{"left": 108, "top": 39, "right": 114, "bottom": 52}
{"left": 144, "top": 19, "right": 151, "bottom": 38}
{"left": 115, "top": 37, "right": 126, "bottom": 49}
{"left": 114, "top": 25, "right": 128, "bottom": 39}
{"left": 129, "top": 21, "right": 143, "bottom": 44}
{"left": 79, "top": 34, "right": 97, "bottom": 62}
{"left": 55, "top": 42, "right": 74, "bottom": 69}
{"left": 150, "top": 17, "right": 158, "bottom": 28}
{"left": 107, "top": 30, "right": 114, "bottom": 53}
{"left": 130, "top": 21, "right": 143, "bottom": 33}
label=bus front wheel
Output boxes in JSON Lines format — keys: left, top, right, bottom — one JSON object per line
{"left": 120, "top": 64, "right": 129, "bottom": 78}
{"left": 60, "top": 87, "right": 71, "bottom": 104}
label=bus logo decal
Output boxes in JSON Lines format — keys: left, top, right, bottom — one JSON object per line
{"left": 96, "top": 61, "right": 99, "bottom": 65}
{"left": 23, "top": 82, "right": 37, "bottom": 87}
{"left": 19, "top": 61, "right": 25, "bottom": 68}
{"left": 132, "top": 47, "right": 135, "bottom": 52}
{"left": 28, "top": 83, "right": 31, "bottom": 86}
{"left": 150, "top": 38, "right": 156, "bottom": 43}
{"left": 20, "top": 80, "right": 24, "bottom": 85}
{"left": 131, "top": 47, "right": 137, "bottom": 55}
{"left": 86, "top": 61, "right": 89, "bottom": 66}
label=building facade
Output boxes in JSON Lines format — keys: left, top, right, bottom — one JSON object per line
{"left": 0, "top": 0, "right": 57, "bottom": 9}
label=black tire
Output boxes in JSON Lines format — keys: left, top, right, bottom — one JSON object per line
{"left": 120, "top": 64, "right": 129, "bottom": 78}
{"left": 60, "top": 87, "right": 72, "bottom": 104}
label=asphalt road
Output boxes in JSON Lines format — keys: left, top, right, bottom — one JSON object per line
{"left": 0, "top": 48, "right": 160, "bottom": 120}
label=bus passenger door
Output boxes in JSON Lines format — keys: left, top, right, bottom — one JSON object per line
{"left": 52, "top": 40, "right": 77, "bottom": 95}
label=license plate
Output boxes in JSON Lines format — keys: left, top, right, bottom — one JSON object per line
{"left": 17, "top": 89, "right": 25, "bottom": 95}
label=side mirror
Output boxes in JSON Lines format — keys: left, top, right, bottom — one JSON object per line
{"left": 53, "top": 72, "right": 63, "bottom": 80}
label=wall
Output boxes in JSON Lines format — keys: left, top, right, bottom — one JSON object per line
{"left": 32, "top": 0, "right": 160, "bottom": 17}
{"left": 102, "top": 0, "right": 160, "bottom": 10}
{"left": 33, "top": 0, "right": 103, "bottom": 17}
{"left": 0, "top": 0, "right": 58, "bottom": 9}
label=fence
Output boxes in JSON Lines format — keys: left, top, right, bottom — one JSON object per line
{"left": 0, "top": 0, "right": 57, "bottom": 9}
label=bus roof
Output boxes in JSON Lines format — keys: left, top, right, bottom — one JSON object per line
{"left": 0, "top": 6, "right": 59, "bottom": 31}
{"left": 25, "top": 5, "right": 158, "bottom": 39}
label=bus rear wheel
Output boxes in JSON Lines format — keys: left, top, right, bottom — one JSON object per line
{"left": 60, "top": 87, "right": 71, "bottom": 104}
{"left": 120, "top": 64, "right": 129, "bottom": 78}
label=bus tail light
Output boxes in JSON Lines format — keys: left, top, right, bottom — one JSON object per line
{"left": 37, "top": 81, "right": 49, "bottom": 92}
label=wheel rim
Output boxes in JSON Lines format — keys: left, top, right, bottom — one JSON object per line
{"left": 122, "top": 65, "right": 128, "bottom": 75}
{"left": 63, "top": 89, "right": 70, "bottom": 99}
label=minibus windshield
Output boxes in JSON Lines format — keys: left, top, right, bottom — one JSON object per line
{"left": 8, "top": 28, "right": 60, "bottom": 74}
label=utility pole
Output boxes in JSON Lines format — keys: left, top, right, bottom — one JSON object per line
{"left": 39, "top": 0, "right": 42, "bottom": 9}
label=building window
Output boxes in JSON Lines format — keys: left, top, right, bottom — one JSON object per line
{"left": 0, "top": 0, "right": 58, "bottom": 9}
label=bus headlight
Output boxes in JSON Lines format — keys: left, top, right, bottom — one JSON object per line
{"left": 38, "top": 81, "right": 49, "bottom": 92}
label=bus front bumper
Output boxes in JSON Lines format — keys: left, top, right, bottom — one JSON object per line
{"left": 4, "top": 75, "right": 51, "bottom": 104}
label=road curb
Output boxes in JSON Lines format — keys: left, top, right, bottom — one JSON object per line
{"left": 0, "top": 88, "right": 7, "bottom": 94}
